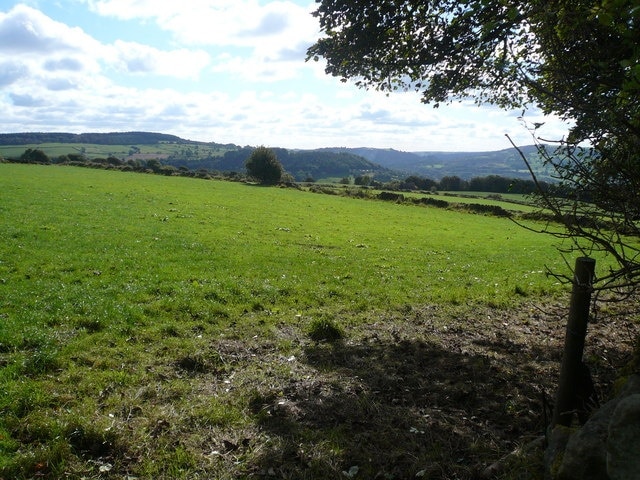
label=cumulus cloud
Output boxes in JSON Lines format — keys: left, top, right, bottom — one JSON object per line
{"left": 10, "top": 92, "right": 46, "bottom": 107}
{"left": 46, "top": 78, "right": 77, "bottom": 91}
{"left": 0, "top": 4, "right": 100, "bottom": 54}
{"left": 44, "top": 57, "right": 84, "bottom": 72}
{"left": 358, "top": 103, "right": 441, "bottom": 128}
{"left": 0, "top": 61, "right": 28, "bottom": 86}
{"left": 109, "top": 40, "right": 210, "bottom": 78}
{"left": 84, "top": 0, "right": 319, "bottom": 84}
{"left": 0, "top": 4, "right": 211, "bottom": 81}
{"left": 85, "top": 0, "right": 318, "bottom": 45}
{"left": 239, "top": 10, "right": 289, "bottom": 37}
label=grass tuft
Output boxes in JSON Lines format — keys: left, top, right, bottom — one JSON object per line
{"left": 308, "top": 317, "right": 344, "bottom": 342}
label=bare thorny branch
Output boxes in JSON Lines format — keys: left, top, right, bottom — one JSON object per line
{"left": 506, "top": 131, "right": 640, "bottom": 298}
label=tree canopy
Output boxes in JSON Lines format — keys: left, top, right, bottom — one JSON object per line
{"left": 19, "top": 148, "right": 50, "bottom": 164}
{"left": 308, "top": 0, "right": 640, "bottom": 294}
{"left": 308, "top": 0, "right": 639, "bottom": 143}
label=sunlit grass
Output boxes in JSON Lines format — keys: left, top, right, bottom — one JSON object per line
{"left": 0, "top": 163, "right": 588, "bottom": 478}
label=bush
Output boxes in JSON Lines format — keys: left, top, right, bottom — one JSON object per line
{"left": 245, "top": 146, "right": 284, "bottom": 185}
{"left": 378, "top": 191, "right": 405, "bottom": 202}
{"left": 417, "top": 197, "right": 449, "bottom": 208}
{"left": 464, "top": 203, "right": 510, "bottom": 217}
{"left": 19, "top": 148, "right": 50, "bottom": 164}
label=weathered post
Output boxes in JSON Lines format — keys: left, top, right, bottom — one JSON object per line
{"left": 552, "top": 257, "right": 596, "bottom": 427}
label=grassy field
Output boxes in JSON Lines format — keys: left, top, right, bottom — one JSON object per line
{"left": 0, "top": 164, "right": 633, "bottom": 479}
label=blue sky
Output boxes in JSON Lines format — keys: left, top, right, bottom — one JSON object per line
{"left": 0, "top": 1, "right": 570, "bottom": 151}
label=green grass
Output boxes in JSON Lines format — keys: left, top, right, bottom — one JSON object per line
{"left": 0, "top": 163, "right": 604, "bottom": 479}
{"left": 1, "top": 164, "right": 566, "bottom": 313}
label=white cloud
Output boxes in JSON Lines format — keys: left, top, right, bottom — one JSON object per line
{"left": 45, "top": 77, "right": 77, "bottom": 91}
{"left": 84, "top": 0, "right": 319, "bottom": 83}
{"left": 0, "top": 4, "right": 101, "bottom": 54}
{"left": 43, "top": 57, "right": 85, "bottom": 72}
{"left": 0, "top": 2, "right": 571, "bottom": 152}
{"left": 108, "top": 40, "right": 210, "bottom": 78}
{"left": 86, "top": 0, "right": 319, "bottom": 46}
{"left": 0, "top": 61, "right": 29, "bottom": 86}
{"left": 0, "top": 1, "right": 212, "bottom": 113}
{"left": 9, "top": 92, "right": 46, "bottom": 107}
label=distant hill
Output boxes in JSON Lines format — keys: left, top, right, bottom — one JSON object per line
{"left": 170, "top": 146, "right": 394, "bottom": 181}
{"left": 318, "top": 145, "right": 550, "bottom": 180}
{"left": 0, "top": 131, "right": 551, "bottom": 181}
{"left": 0, "top": 131, "right": 191, "bottom": 146}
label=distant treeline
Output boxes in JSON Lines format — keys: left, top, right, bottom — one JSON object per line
{"left": 0, "top": 131, "right": 191, "bottom": 146}
{"left": 3, "top": 147, "right": 548, "bottom": 196}
{"left": 386, "top": 173, "right": 549, "bottom": 194}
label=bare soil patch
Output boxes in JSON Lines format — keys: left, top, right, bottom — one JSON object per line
{"left": 228, "top": 300, "right": 637, "bottom": 479}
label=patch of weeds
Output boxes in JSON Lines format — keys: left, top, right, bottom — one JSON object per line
{"left": 308, "top": 317, "right": 344, "bottom": 342}
{"left": 160, "top": 323, "right": 182, "bottom": 338}
{"left": 20, "top": 347, "right": 61, "bottom": 376}
{"left": 20, "top": 332, "right": 49, "bottom": 350}
{"left": 23, "top": 412, "right": 67, "bottom": 446}
{"left": 136, "top": 444, "right": 197, "bottom": 479}
{"left": 204, "top": 290, "right": 227, "bottom": 304}
{"left": 175, "top": 350, "right": 224, "bottom": 375}
{"left": 247, "top": 390, "right": 281, "bottom": 423}
{"left": 209, "top": 307, "right": 230, "bottom": 319}
{"left": 0, "top": 437, "right": 70, "bottom": 479}
{"left": 515, "top": 285, "right": 529, "bottom": 297}
{"left": 0, "top": 426, "right": 18, "bottom": 452}
{"left": 251, "top": 301, "right": 265, "bottom": 312}
{"left": 189, "top": 400, "right": 245, "bottom": 428}
{"left": 1, "top": 381, "right": 54, "bottom": 418}
{"left": 74, "top": 317, "right": 104, "bottom": 333}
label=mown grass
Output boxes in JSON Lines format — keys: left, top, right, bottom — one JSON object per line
{"left": 0, "top": 163, "right": 602, "bottom": 479}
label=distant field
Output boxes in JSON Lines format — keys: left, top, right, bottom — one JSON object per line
{"left": 399, "top": 190, "right": 537, "bottom": 213}
{"left": 0, "top": 142, "right": 229, "bottom": 161}
{"left": 440, "top": 191, "right": 531, "bottom": 202}
{"left": 0, "top": 164, "right": 620, "bottom": 479}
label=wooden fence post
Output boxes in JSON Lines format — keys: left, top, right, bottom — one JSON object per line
{"left": 551, "top": 256, "right": 596, "bottom": 427}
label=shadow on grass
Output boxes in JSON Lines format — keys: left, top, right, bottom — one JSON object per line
{"left": 245, "top": 335, "right": 553, "bottom": 479}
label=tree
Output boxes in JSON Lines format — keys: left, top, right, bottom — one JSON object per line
{"left": 308, "top": 0, "right": 640, "bottom": 294}
{"left": 245, "top": 146, "right": 284, "bottom": 185}
{"left": 145, "top": 159, "right": 162, "bottom": 173}
{"left": 19, "top": 148, "right": 50, "bottom": 164}
{"left": 438, "top": 176, "right": 466, "bottom": 192}
{"left": 354, "top": 175, "right": 372, "bottom": 186}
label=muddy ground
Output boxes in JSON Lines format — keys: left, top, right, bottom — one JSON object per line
{"left": 220, "top": 299, "right": 639, "bottom": 479}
